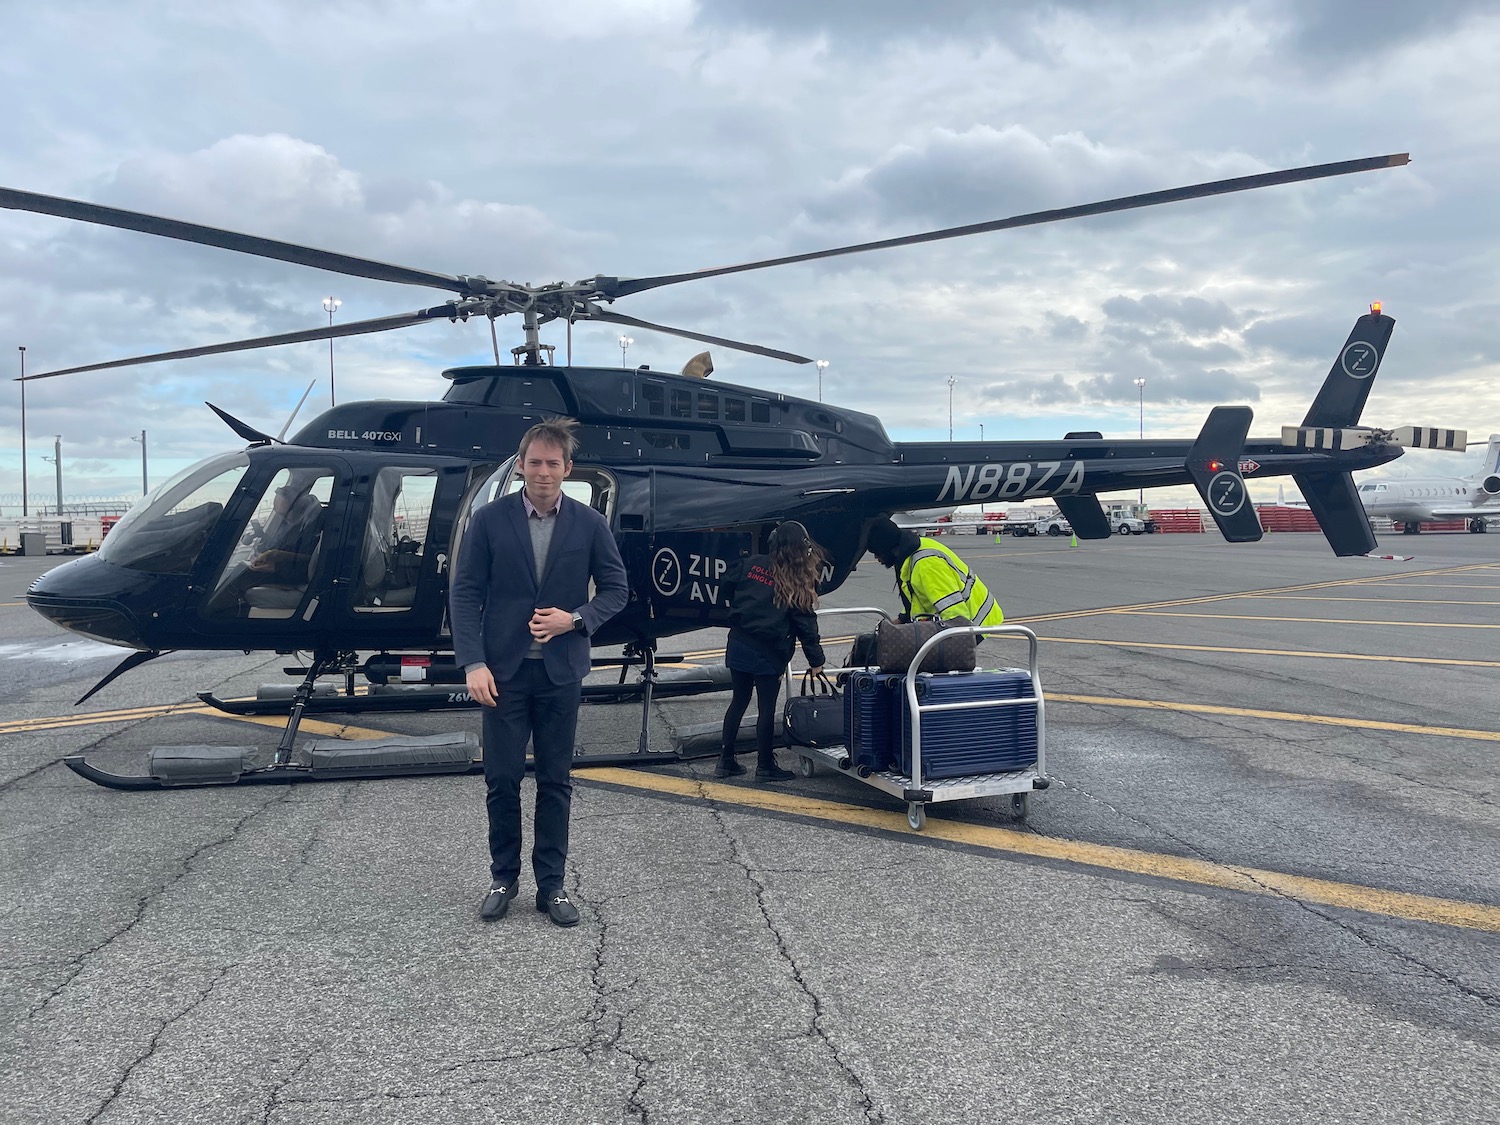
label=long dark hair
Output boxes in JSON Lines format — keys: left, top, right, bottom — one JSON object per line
{"left": 768, "top": 521, "right": 828, "bottom": 613}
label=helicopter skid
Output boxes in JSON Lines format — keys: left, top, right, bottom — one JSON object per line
{"left": 62, "top": 727, "right": 688, "bottom": 791}
{"left": 198, "top": 667, "right": 734, "bottom": 718}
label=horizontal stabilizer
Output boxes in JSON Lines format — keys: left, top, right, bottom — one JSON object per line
{"left": 1294, "top": 471, "right": 1375, "bottom": 557}
{"left": 1053, "top": 494, "right": 1111, "bottom": 539}
{"left": 1187, "top": 407, "right": 1262, "bottom": 543}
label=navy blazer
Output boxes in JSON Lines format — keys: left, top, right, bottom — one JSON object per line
{"left": 449, "top": 491, "right": 629, "bottom": 685}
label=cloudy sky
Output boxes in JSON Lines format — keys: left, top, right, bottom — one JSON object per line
{"left": 1, "top": 0, "right": 1497, "bottom": 508}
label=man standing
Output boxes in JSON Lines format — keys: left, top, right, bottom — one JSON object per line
{"left": 450, "top": 418, "right": 629, "bottom": 927}
{"left": 864, "top": 517, "right": 1003, "bottom": 627}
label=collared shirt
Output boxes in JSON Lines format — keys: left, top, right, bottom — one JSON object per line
{"left": 521, "top": 490, "right": 560, "bottom": 520}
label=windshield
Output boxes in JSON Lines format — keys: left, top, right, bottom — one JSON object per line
{"left": 96, "top": 452, "right": 250, "bottom": 573}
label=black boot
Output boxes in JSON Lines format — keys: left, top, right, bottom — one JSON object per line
{"left": 714, "top": 752, "right": 746, "bottom": 779}
{"left": 755, "top": 754, "right": 794, "bottom": 782}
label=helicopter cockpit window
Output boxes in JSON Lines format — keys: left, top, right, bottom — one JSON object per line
{"left": 96, "top": 453, "right": 249, "bottom": 574}
{"left": 354, "top": 468, "right": 438, "bottom": 614}
{"left": 205, "top": 468, "right": 334, "bottom": 620}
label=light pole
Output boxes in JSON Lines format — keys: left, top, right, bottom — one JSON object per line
{"left": 131, "top": 430, "right": 148, "bottom": 494}
{"left": 1134, "top": 378, "right": 1146, "bottom": 505}
{"left": 323, "top": 297, "right": 341, "bottom": 407}
{"left": 947, "top": 375, "right": 956, "bottom": 441}
{"left": 18, "top": 346, "right": 27, "bottom": 517}
{"left": 41, "top": 435, "right": 61, "bottom": 515}
{"left": 979, "top": 423, "right": 985, "bottom": 441}
{"left": 618, "top": 335, "right": 634, "bottom": 368}
{"left": 815, "top": 359, "right": 829, "bottom": 402}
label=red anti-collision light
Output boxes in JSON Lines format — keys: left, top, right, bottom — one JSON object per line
{"left": 1206, "top": 459, "right": 1224, "bottom": 472}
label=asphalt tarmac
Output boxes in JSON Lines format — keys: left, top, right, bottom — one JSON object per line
{"left": 2, "top": 528, "right": 1498, "bottom": 1124}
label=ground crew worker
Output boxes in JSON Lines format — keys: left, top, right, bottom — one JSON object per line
{"left": 864, "top": 517, "right": 1003, "bottom": 626}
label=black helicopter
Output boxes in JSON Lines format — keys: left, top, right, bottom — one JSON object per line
{"left": 7, "top": 151, "right": 1461, "bottom": 789}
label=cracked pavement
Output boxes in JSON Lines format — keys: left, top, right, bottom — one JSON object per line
{"left": 2, "top": 536, "right": 1499, "bottom": 1123}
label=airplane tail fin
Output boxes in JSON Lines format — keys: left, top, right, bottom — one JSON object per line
{"left": 1477, "top": 434, "right": 1500, "bottom": 497}
{"left": 1289, "top": 309, "right": 1395, "bottom": 556}
{"left": 1300, "top": 310, "right": 1395, "bottom": 427}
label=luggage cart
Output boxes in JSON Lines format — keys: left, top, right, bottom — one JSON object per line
{"left": 791, "top": 610, "right": 1047, "bottom": 831}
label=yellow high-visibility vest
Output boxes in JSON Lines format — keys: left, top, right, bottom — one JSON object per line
{"left": 898, "top": 537, "right": 1003, "bottom": 625}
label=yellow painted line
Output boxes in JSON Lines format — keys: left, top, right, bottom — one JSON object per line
{"left": 1049, "top": 692, "right": 1500, "bottom": 742}
{"left": 1378, "top": 583, "right": 1500, "bottom": 589}
{"left": 1242, "top": 596, "right": 1500, "bottom": 605}
{"left": 0, "top": 699, "right": 394, "bottom": 740}
{"left": 1037, "top": 636, "right": 1500, "bottom": 669}
{"left": 1122, "top": 611, "right": 1500, "bottom": 629}
{"left": 210, "top": 712, "right": 399, "bottom": 741}
{"left": 574, "top": 768, "right": 1500, "bottom": 934}
{"left": 0, "top": 601, "right": 26, "bottom": 607}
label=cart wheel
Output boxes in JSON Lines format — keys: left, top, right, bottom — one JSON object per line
{"left": 1009, "top": 792, "right": 1030, "bottom": 820}
{"left": 907, "top": 802, "right": 926, "bottom": 831}
{"left": 798, "top": 755, "right": 815, "bottom": 778}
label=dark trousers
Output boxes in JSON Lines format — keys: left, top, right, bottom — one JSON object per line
{"left": 721, "top": 670, "right": 784, "bottom": 765}
{"left": 481, "top": 659, "right": 582, "bottom": 891}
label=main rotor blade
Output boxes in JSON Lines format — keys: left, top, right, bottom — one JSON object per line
{"left": 609, "top": 153, "right": 1410, "bottom": 298}
{"left": 0, "top": 186, "right": 473, "bottom": 294}
{"left": 591, "top": 309, "right": 813, "bottom": 364}
{"left": 20, "top": 305, "right": 463, "bottom": 380}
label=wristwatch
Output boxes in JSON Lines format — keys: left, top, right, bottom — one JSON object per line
{"left": 571, "top": 611, "right": 586, "bottom": 634}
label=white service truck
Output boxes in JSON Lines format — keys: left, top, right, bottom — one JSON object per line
{"left": 1002, "top": 507, "right": 1072, "bottom": 537}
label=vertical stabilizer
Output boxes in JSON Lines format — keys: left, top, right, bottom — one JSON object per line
{"left": 1300, "top": 312, "right": 1395, "bottom": 428}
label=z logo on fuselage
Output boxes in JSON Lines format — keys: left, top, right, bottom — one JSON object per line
{"left": 651, "top": 548, "right": 682, "bottom": 597}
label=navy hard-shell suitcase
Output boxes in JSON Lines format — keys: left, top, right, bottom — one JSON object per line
{"left": 843, "top": 671, "right": 904, "bottom": 774}
{"left": 896, "top": 668, "right": 1038, "bottom": 780}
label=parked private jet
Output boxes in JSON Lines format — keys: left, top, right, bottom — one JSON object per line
{"left": 1357, "top": 434, "right": 1500, "bottom": 533}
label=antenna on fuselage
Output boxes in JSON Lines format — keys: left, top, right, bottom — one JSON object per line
{"left": 277, "top": 379, "right": 319, "bottom": 441}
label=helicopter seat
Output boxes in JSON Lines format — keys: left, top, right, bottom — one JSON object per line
{"left": 244, "top": 536, "right": 322, "bottom": 619}
{"left": 355, "top": 535, "right": 421, "bottom": 612}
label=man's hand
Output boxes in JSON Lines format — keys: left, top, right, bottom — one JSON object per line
{"left": 465, "top": 665, "right": 499, "bottom": 707}
{"left": 529, "top": 607, "right": 575, "bottom": 642}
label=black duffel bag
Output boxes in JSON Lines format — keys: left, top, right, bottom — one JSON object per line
{"left": 874, "top": 616, "right": 976, "bottom": 675}
{"left": 783, "top": 670, "right": 844, "bottom": 749}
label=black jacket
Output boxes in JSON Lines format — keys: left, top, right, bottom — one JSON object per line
{"left": 726, "top": 554, "right": 825, "bottom": 667}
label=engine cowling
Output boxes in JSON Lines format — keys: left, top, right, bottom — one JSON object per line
{"left": 1481, "top": 474, "right": 1500, "bottom": 496}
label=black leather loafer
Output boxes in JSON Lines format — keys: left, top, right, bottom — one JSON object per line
{"left": 713, "top": 757, "right": 747, "bottom": 778}
{"left": 479, "top": 880, "right": 518, "bottom": 922}
{"left": 536, "top": 888, "right": 581, "bottom": 927}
